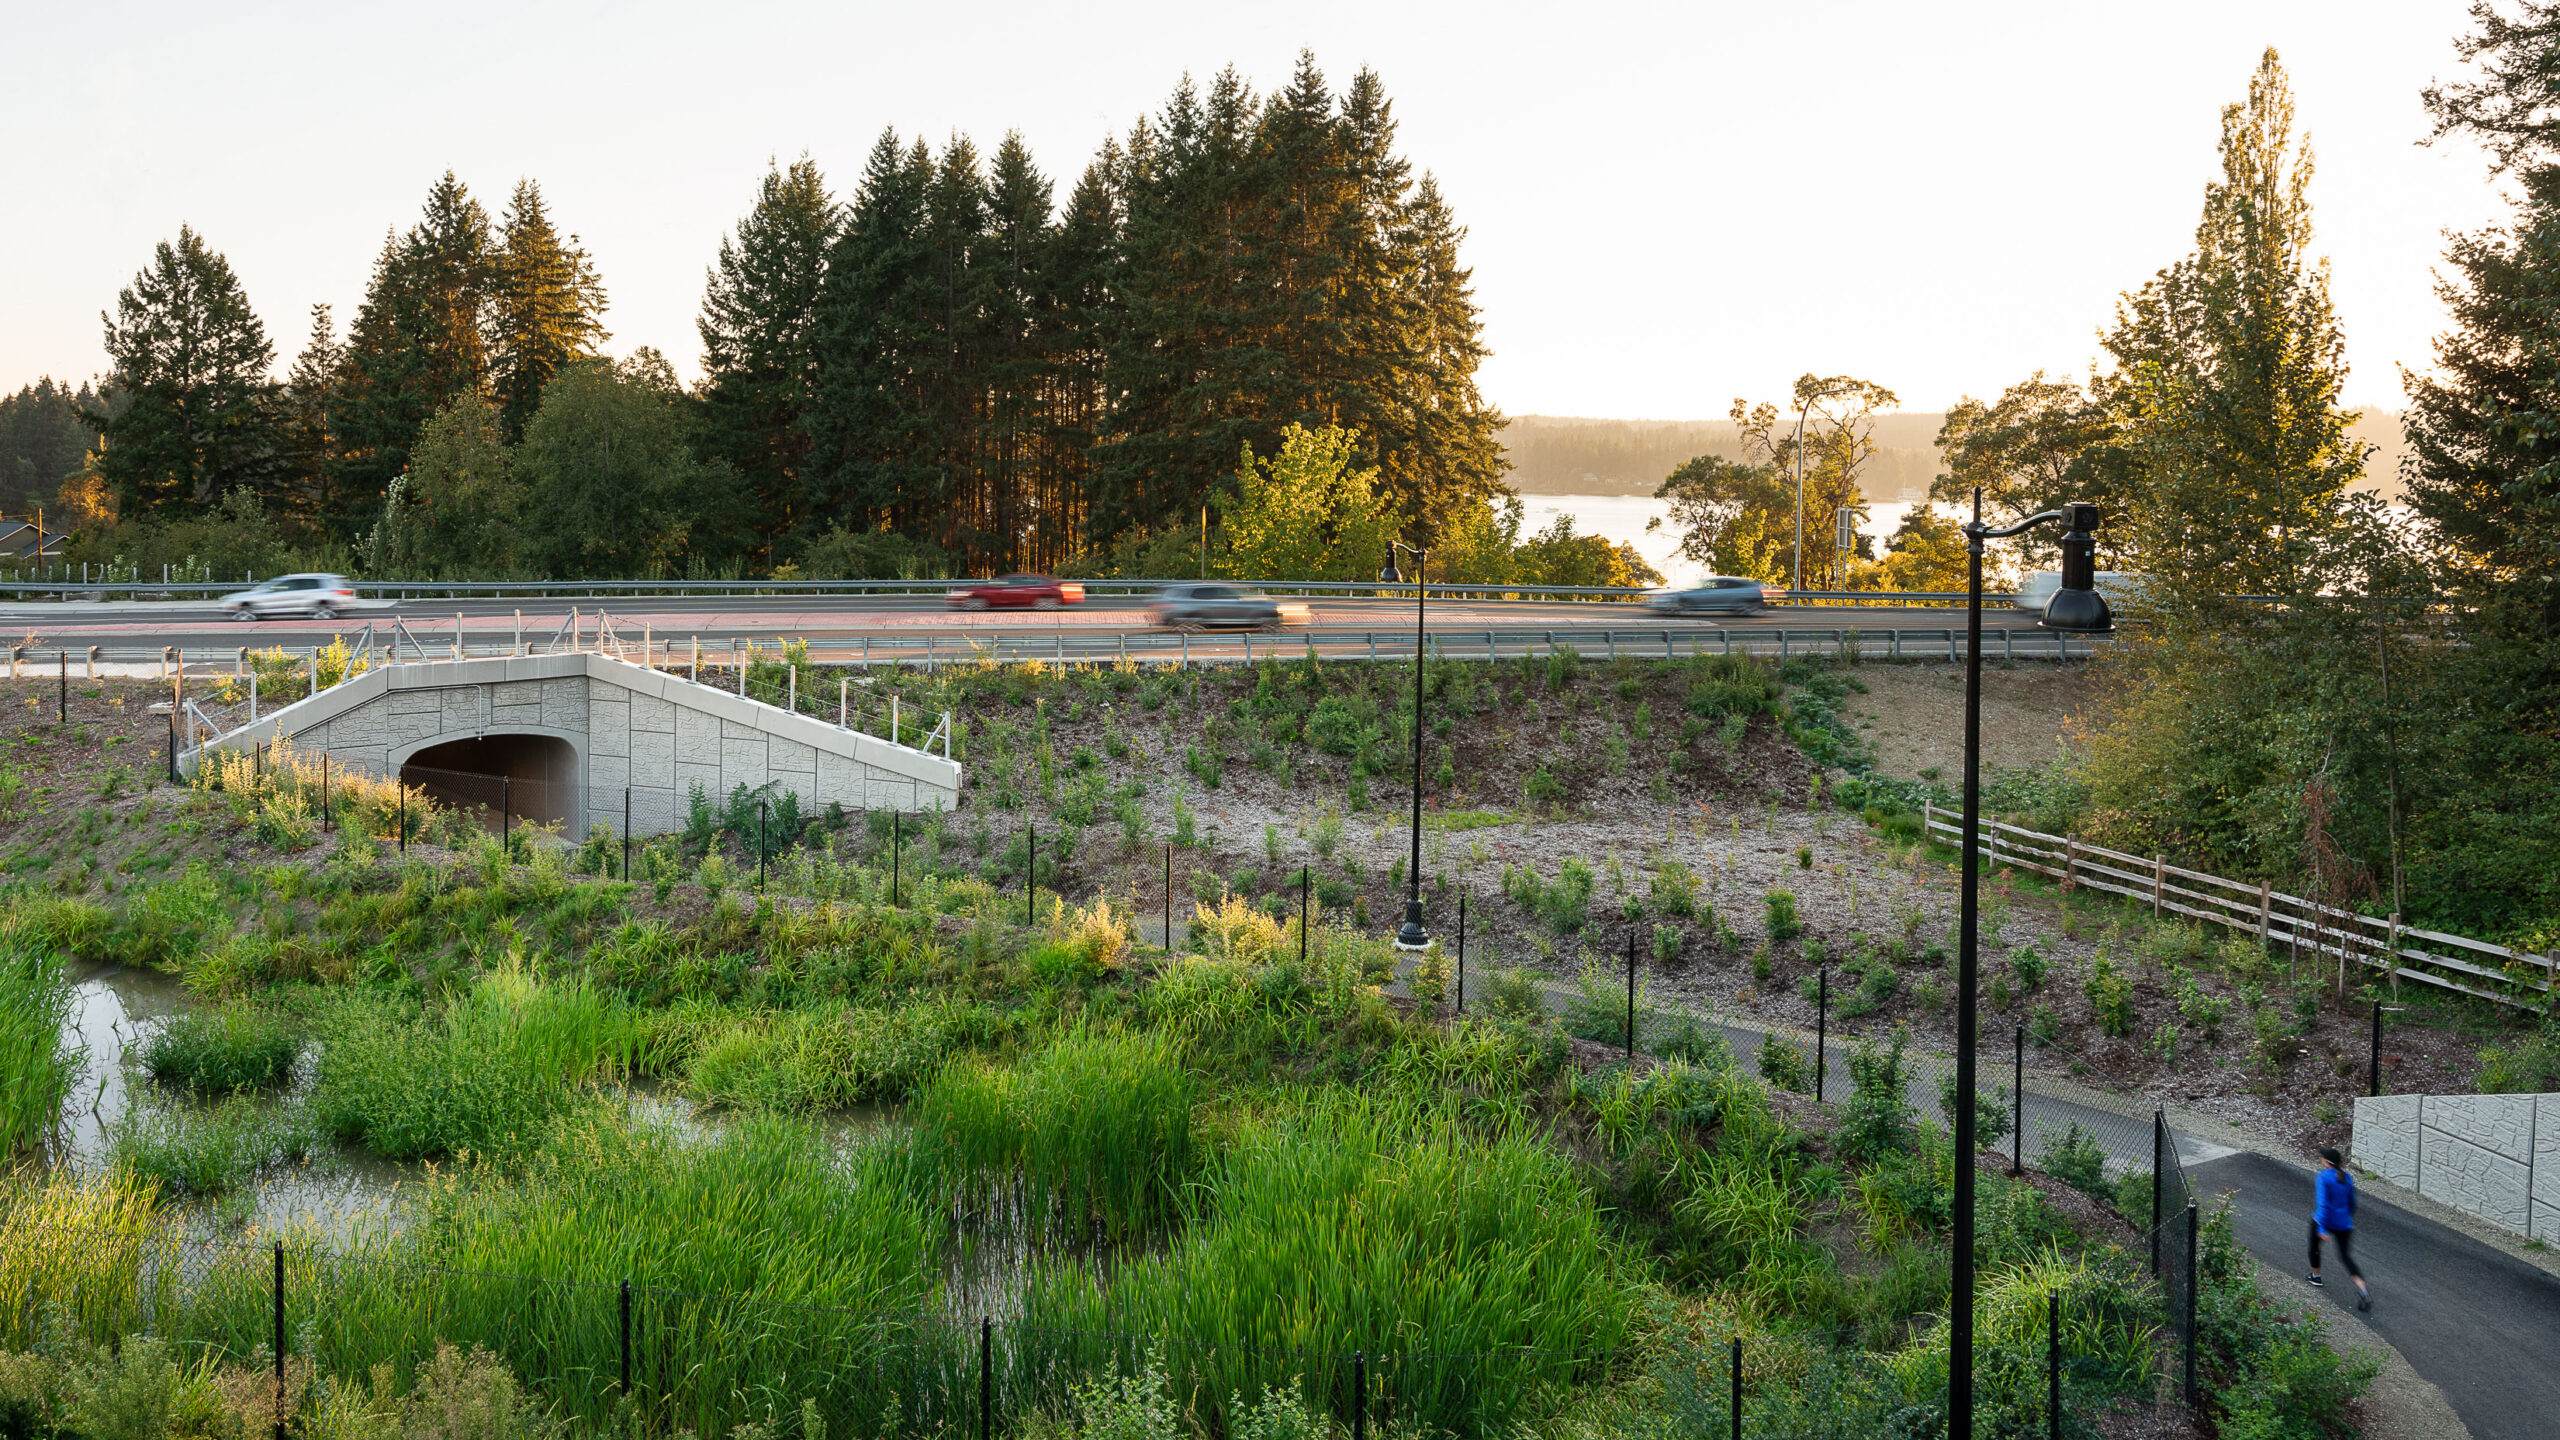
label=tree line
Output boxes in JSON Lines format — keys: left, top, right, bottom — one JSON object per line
{"left": 33, "top": 55, "right": 1679, "bottom": 588}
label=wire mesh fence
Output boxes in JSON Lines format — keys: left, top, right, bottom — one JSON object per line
{"left": 3, "top": 1206, "right": 2137, "bottom": 1440}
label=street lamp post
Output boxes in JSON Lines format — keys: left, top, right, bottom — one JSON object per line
{"left": 1381, "top": 543, "right": 1430, "bottom": 951}
{"left": 1952, "top": 492, "right": 2111, "bottom": 1438}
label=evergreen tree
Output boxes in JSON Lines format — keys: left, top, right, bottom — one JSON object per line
{"left": 273, "top": 305, "right": 346, "bottom": 527}
{"left": 0, "top": 378, "right": 102, "bottom": 513}
{"left": 92, "top": 225, "right": 280, "bottom": 515}
{"left": 336, "top": 174, "right": 495, "bottom": 533}
{"left": 489, "top": 179, "right": 609, "bottom": 442}
{"left": 1380, "top": 169, "right": 1508, "bottom": 538}
{"left": 699, "top": 157, "right": 838, "bottom": 549}
{"left": 804, "top": 133, "right": 942, "bottom": 538}
{"left": 980, "top": 134, "right": 1060, "bottom": 570}
{"left": 2096, "top": 49, "right": 2362, "bottom": 603}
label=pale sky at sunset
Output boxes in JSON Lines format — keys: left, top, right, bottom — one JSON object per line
{"left": 0, "top": 0, "right": 2508, "bottom": 419}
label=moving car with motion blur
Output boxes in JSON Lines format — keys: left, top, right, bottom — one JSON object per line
{"left": 944, "top": 575, "right": 1085, "bottom": 610}
{"left": 2016, "top": 571, "right": 2146, "bottom": 615}
{"left": 1146, "top": 583, "right": 1310, "bottom": 631}
{"left": 218, "top": 573, "right": 358, "bottom": 620}
{"left": 1641, "top": 577, "right": 1773, "bottom": 615}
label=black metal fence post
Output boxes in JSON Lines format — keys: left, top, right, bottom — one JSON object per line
{"left": 619, "top": 1280, "right": 631, "bottom": 1397}
{"left": 2183, "top": 1202, "right": 2199, "bottom": 1405}
{"left": 167, "top": 709, "right": 178, "bottom": 784}
{"left": 1300, "top": 866, "right": 1310, "bottom": 963}
{"left": 1729, "top": 1335, "right": 1742, "bottom": 1440}
{"left": 2047, "top": 1290, "right": 2061, "bottom": 1440}
{"left": 2150, "top": 1110, "right": 2165, "bottom": 1276}
{"left": 502, "top": 776, "right": 512, "bottom": 848}
{"left": 2369, "top": 1002, "right": 2384, "bottom": 1097}
{"left": 1163, "top": 844, "right": 1171, "bottom": 947}
{"left": 58, "top": 649, "right": 66, "bottom": 723}
{"left": 1456, "top": 890, "right": 1466, "bottom": 1013}
{"left": 271, "top": 1240, "right": 285, "bottom": 1440}
{"left": 1815, "top": 965, "right": 1829, "bottom": 1101}
{"left": 758, "top": 801, "right": 768, "bottom": 889}
{"left": 1625, "top": 927, "right": 1637, "bottom": 1061}
{"left": 2013, "top": 1022, "right": 2025, "bottom": 1176}
{"left": 892, "top": 811, "right": 901, "bottom": 906}
{"left": 398, "top": 782, "right": 407, "bottom": 854}
{"left": 321, "top": 755, "right": 330, "bottom": 834}
{"left": 1024, "top": 824, "right": 1034, "bottom": 925}
{"left": 980, "top": 1315, "right": 993, "bottom": 1440}
{"left": 622, "top": 787, "right": 632, "bottom": 880}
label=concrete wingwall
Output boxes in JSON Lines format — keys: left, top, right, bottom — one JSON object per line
{"left": 189, "top": 653, "right": 960, "bottom": 837}
{"left": 2352, "top": 1092, "right": 2560, "bottom": 1242}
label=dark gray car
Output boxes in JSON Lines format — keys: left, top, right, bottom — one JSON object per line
{"left": 1642, "top": 577, "right": 1770, "bottom": 615}
{"left": 1147, "top": 583, "right": 1311, "bottom": 631}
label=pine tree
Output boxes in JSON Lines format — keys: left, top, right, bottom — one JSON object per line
{"left": 2097, "top": 49, "right": 2362, "bottom": 602}
{"left": 699, "top": 157, "right": 838, "bottom": 549}
{"left": 92, "top": 224, "right": 280, "bottom": 515}
{"left": 0, "top": 378, "right": 102, "bottom": 514}
{"left": 489, "top": 179, "right": 609, "bottom": 442}
{"left": 981, "top": 134, "right": 1059, "bottom": 570}
{"left": 1379, "top": 169, "right": 1508, "bottom": 539}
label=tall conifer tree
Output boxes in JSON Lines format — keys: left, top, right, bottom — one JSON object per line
{"left": 804, "top": 133, "right": 941, "bottom": 536}
{"left": 93, "top": 225, "right": 280, "bottom": 515}
{"left": 336, "top": 175, "right": 496, "bottom": 532}
{"left": 699, "top": 157, "right": 839, "bottom": 549}
{"left": 489, "top": 179, "right": 609, "bottom": 441}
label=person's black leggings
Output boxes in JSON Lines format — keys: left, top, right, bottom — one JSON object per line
{"left": 2310, "top": 1221, "right": 2361, "bottom": 1278}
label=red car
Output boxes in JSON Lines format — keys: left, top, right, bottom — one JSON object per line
{"left": 944, "top": 575, "right": 1086, "bottom": 610}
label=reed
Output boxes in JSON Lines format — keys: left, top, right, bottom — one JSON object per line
{"left": 916, "top": 1026, "right": 1196, "bottom": 1238}
{"left": 162, "top": 1109, "right": 959, "bottom": 1437}
{"left": 0, "top": 1170, "right": 170, "bottom": 1350}
{"left": 1019, "top": 1094, "right": 1639, "bottom": 1434}
{"left": 139, "top": 1002, "right": 301, "bottom": 1092}
{"left": 0, "top": 944, "right": 76, "bottom": 1154}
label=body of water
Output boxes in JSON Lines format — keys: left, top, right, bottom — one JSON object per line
{"left": 1522, "top": 494, "right": 1949, "bottom": 590}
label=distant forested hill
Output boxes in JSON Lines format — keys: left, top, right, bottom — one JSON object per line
{"left": 1498, "top": 410, "right": 2409, "bottom": 501}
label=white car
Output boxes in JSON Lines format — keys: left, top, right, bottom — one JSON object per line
{"left": 219, "top": 573, "right": 357, "bottom": 620}
{"left": 2013, "top": 573, "right": 2062, "bottom": 614}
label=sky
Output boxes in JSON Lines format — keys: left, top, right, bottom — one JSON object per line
{"left": 0, "top": 0, "right": 2512, "bottom": 420}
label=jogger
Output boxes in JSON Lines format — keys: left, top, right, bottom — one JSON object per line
{"left": 2307, "top": 1146, "right": 2371, "bottom": 1311}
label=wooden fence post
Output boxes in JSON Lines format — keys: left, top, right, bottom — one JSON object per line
{"left": 2151, "top": 854, "right": 2165, "bottom": 918}
{"left": 2257, "top": 882, "right": 2272, "bottom": 947}
{"left": 2063, "top": 834, "right": 2078, "bottom": 891}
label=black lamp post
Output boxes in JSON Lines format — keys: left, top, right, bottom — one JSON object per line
{"left": 1381, "top": 542, "right": 1430, "bottom": 951}
{"left": 1952, "top": 493, "right": 2111, "bottom": 1438}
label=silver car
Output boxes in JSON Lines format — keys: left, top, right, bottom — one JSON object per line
{"left": 219, "top": 573, "right": 357, "bottom": 620}
{"left": 1642, "top": 577, "right": 1771, "bottom": 615}
{"left": 1147, "top": 583, "right": 1311, "bottom": 631}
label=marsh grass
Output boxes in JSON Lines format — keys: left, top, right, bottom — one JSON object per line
{"left": 1020, "top": 1095, "right": 1638, "bottom": 1435}
{"left": 108, "top": 1094, "right": 318, "bottom": 1195}
{"left": 0, "top": 946, "right": 75, "bottom": 1154}
{"left": 918, "top": 1027, "right": 1196, "bottom": 1239}
{"left": 140, "top": 1003, "right": 301, "bottom": 1093}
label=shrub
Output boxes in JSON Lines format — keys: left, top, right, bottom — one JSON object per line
{"left": 1836, "top": 1028, "right": 1917, "bottom": 1160}
{"left": 1303, "top": 696, "right": 1367, "bottom": 756}
{"left": 402, "top": 1343, "right": 559, "bottom": 1440}
{"left": 1648, "top": 859, "right": 1700, "bottom": 918}
{"left": 1652, "top": 923, "right": 1682, "bottom": 965}
{"left": 2477, "top": 1022, "right": 2560, "bottom": 1093}
{"left": 139, "top": 1004, "right": 300, "bottom": 1092}
{"left": 1757, "top": 1033, "right": 1810, "bottom": 1092}
{"left": 2010, "top": 944, "right": 2049, "bottom": 990}
{"left": 1935, "top": 1069, "right": 2012, "bottom": 1149}
{"left": 2037, "top": 1123, "right": 2110, "bottom": 1197}
{"left": 1764, "top": 888, "right": 1803, "bottom": 941}
{"left": 2084, "top": 951, "right": 2134, "bottom": 1037}
{"left": 1483, "top": 968, "right": 1548, "bottom": 1023}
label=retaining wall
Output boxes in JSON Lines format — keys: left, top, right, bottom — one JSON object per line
{"left": 2352, "top": 1092, "right": 2560, "bottom": 1242}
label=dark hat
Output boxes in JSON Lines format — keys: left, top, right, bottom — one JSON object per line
{"left": 2317, "top": 1146, "right": 2344, "bottom": 1167}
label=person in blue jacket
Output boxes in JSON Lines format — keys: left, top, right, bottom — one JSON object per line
{"left": 2308, "top": 1146, "right": 2371, "bottom": 1311}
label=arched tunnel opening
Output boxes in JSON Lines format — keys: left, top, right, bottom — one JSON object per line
{"left": 401, "top": 733, "right": 580, "bottom": 834}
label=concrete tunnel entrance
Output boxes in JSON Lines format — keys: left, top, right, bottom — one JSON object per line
{"left": 401, "top": 733, "right": 580, "bottom": 835}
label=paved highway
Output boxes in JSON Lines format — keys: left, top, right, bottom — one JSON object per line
{"left": 0, "top": 595, "right": 2033, "bottom": 658}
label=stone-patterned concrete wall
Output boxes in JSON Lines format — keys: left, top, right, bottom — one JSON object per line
{"left": 192, "top": 653, "right": 959, "bottom": 837}
{"left": 2353, "top": 1092, "right": 2558, "bottom": 1242}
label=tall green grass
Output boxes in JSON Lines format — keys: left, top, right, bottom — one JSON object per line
{"left": 163, "top": 1109, "right": 957, "bottom": 1436}
{"left": 0, "top": 945, "right": 76, "bottom": 1154}
{"left": 139, "top": 1002, "right": 301, "bottom": 1092}
{"left": 916, "top": 1026, "right": 1196, "bottom": 1238}
{"left": 309, "top": 967, "right": 642, "bottom": 1161}
{"left": 1020, "top": 1094, "right": 1640, "bottom": 1434}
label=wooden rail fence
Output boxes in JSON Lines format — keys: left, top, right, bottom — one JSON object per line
{"left": 1921, "top": 804, "right": 2557, "bottom": 1012}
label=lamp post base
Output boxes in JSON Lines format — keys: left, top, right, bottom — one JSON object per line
{"left": 1393, "top": 897, "right": 1431, "bottom": 951}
